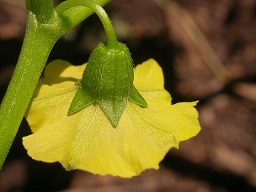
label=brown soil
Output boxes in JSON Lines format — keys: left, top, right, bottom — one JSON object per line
{"left": 1, "top": 0, "right": 256, "bottom": 191}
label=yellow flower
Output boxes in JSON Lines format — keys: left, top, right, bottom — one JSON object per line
{"left": 23, "top": 59, "right": 200, "bottom": 178}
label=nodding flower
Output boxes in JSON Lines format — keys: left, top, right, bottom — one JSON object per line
{"left": 23, "top": 59, "right": 201, "bottom": 178}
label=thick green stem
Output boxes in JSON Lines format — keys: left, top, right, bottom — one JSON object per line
{"left": 25, "top": 0, "right": 55, "bottom": 23}
{"left": 0, "top": 12, "right": 61, "bottom": 169}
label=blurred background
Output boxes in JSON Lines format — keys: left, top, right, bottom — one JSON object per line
{"left": 1, "top": 0, "right": 256, "bottom": 191}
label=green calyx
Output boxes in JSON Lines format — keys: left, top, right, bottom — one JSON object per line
{"left": 68, "top": 42, "right": 147, "bottom": 128}
{"left": 67, "top": 0, "right": 147, "bottom": 127}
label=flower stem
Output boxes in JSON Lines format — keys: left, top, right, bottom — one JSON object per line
{"left": 56, "top": 0, "right": 118, "bottom": 47}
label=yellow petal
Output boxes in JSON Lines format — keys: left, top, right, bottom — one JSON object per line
{"left": 31, "top": 60, "right": 85, "bottom": 99}
{"left": 23, "top": 94, "right": 178, "bottom": 178}
{"left": 43, "top": 60, "right": 85, "bottom": 85}
{"left": 133, "top": 59, "right": 200, "bottom": 141}
{"left": 161, "top": 101, "right": 200, "bottom": 142}
{"left": 26, "top": 89, "right": 76, "bottom": 133}
{"left": 134, "top": 59, "right": 165, "bottom": 91}
{"left": 139, "top": 91, "right": 200, "bottom": 143}
{"left": 26, "top": 60, "right": 86, "bottom": 132}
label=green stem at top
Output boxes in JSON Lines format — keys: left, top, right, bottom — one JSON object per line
{"left": 56, "top": 0, "right": 118, "bottom": 47}
{"left": 0, "top": 0, "right": 111, "bottom": 170}
{"left": 25, "top": 0, "right": 55, "bottom": 23}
